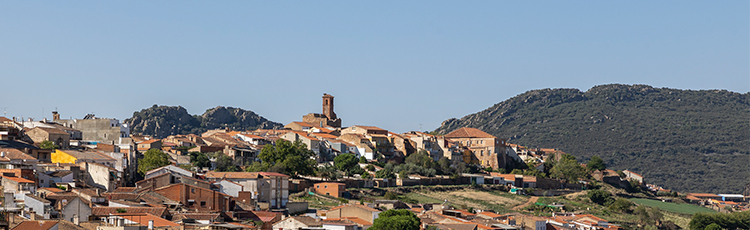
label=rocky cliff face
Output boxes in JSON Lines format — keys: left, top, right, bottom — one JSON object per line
{"left": 125, "top": 105, "right": 282, "bottom": 138}
{"left": 435, "top": 84, "right": 750, "bottom": 193}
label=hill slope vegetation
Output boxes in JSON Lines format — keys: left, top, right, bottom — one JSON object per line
{"left": 435, "top": 84, "right": 750, "bottom": 193}
{"left": 125, "top": 105, "right": 283, "bottom": 138}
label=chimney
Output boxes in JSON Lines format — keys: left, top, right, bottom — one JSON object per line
{"left": 29, "top": 211, "right": 36, "bottom": 220}
{"left": 73, "top": 214, "right": 79, "bottom": 225}
{"left": 148, "top": 220, "right": 154, "bottom": 229}
{"left": 52, "top": 111, "right": 60, "bottom": 120}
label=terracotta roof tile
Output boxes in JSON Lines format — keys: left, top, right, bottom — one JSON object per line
{"left": 3, "top": 176, "right": 34, "bottom": 183}
{"left": 117, "top": 213, "right": 179, "bottom": 227}
{"left": 91, "top": 207, "right": 168, "bottom": 217}
{"left": 444, "top": 127, "right": 496, "bottom": 138}
{"left": 0, "top": 148, "right": 36, "bottom": 161}
{"left": 12, "top": 220, "right": 59, "bottom": 230}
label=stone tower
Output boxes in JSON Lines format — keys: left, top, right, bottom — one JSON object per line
{"left": 303, "top": 93, "right": 342, "bottom": 128}
{"left": 322, "top": 93, "right": 337, "bottom": 120}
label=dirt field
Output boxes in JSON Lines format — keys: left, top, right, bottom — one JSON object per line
{"left": 416, "top": 188, "right": 528, "bottom": 210}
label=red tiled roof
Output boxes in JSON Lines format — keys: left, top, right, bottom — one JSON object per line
{"left": 240, "top": 134, "right": 264, "bottom": 139}
{"left": 138, "top": 139, "right": 160, "bottom": 145}
{"left": 12, "top": 220, "right": 58, "bottom": 230}
{"left": 687, "top": 193, "right": 721, "bottom": 198}
{"left": 477, "top": 211, "right": 504, "bottom": 219}
{"left": 205, "top": 171, "right": 259, "bottom": 179}
{"left": 353, "top": 125, "right": 387, "bottom": 131}
{"left": 31, "top": 127, "right": 69, "bottom": 135}
{"left": 328, "top": 204, "right": 380, "bottom": 213}
{"left": 311, "top": 133, "right": 339, "bottom": 140}
{"left": 113, "top": 187, "right": 138, "bottom": 193}
{"left": 444, "top": 127, "right": 496, "bottom": 138}
{"left": 91, "top": 207, "right": 168, "bottom": 217}
{"left": 117, "top": 213, "right": 179, "bottom": 227}
{"left": 3, "top": 176, "right": 34, "bottom": 183}
{"left": 0, "top": 148, "right": 37, "bottom": 161}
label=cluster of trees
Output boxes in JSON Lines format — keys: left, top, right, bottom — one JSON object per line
{"left": 369, "top": 209, "right": 421, "bottom": 230}
{"left": 507, "top": 153, "right": 603, "bottom": 184}
{"left": 373, "top": 150, "right": 467, "bottom": 179}
{"left": 244, "top": 139, "right": 317, "bottom": 177}
{"left": 689, "top": 211, "right": 750, "bottom": 230}
{"left": 586, "top": 189, "right": 634, "bottom": 213}
{"left": 138, "top": 149, "right": 171, "bottom": 176}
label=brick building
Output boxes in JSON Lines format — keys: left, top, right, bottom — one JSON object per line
{"left": 314, "top": 182, "right": 346, "bottom": 198}
{"left": 153, "top": 183, "right": 232, "bottom": 212}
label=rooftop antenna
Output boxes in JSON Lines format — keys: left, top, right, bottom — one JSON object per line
{"left": 2, "top": 107, "right": 6, "bottom": 117}
{"left": 419, "top": 124, "right": 423, "bottom": 132}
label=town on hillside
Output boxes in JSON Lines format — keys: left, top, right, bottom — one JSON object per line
{"left": 0, "top": 94, "right": 747, "bottom": 230}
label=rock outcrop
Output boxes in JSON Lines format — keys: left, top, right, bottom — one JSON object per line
{"left": 125, "top": 105, "right": 282, "bottom": 138}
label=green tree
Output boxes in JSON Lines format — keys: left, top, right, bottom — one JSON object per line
{"left": 704, "top": 223, "right": 721, "bottom": 230}
{"left": 334, "top": 153, "right": 360, "bottom": 176}
{"left": 39, "top": 140, "right": 59, "bottom": 150}
{"left": 586, "top": 155, "right": 606, "bottom": 171}
{"left": 608, "top": 198, "right": 633, "bottom": 213}
{"left": 216, "top": 154, "right": 241, "bottom": 172}
{"left": 587, "top": 189, "right": 613, "bottom": 205}
{"left": 188, "top": 152, "right": 210, "bottom": 168}
{"left": 550, "top": 154, "right": 586, "bottom": 182}
{"left": 384, "top": 191, "right": 398, "bottom": 200}
{"left": 138, "top": 149, "right": 171, "bottom": 176}
{"left": 245, "top": 161, "right": 269, "bottom": 172}
{"left": 370, "top": 209, "right": 421, "bottom": 230}
{"left": 359, "top": 156, "right": 367, "bottom": 163}
{"left": 375, "top": 168, "right": 396, "bottom": 179}
{"left": 259, "top": 139, "right": 316, "bottom": 177}
{"left": 317, "top": 164, "right": 341, "bottom": 181}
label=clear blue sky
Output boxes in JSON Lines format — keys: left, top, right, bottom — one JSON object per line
{"left": 1, "top": 1, "right": 748, "bottom": 133}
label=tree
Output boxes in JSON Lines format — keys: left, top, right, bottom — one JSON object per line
{"left": 138, "top": 149, "right": 170, "bottom": 176}
{"left": 370, "top": 209, "right": 421, "bottom": 230}
{"left": 334, "top": 153, "right": 360, "bottom": 176}
{"left": 375, "top": 167, "right": 396, "bottom": 179}
{"left": 258, "top": 139, "right": 316, "bottom": 177}
{"left": 587, "top": 189, "right": 613, "bottom": 205}
{"left": 704, "top": 223, "right": 722, "bottom": 230}
{"left": 587, "top": 155, "right": 606, "bottom": 171}
{"left": 384, "top": 191, "right": 398, "bottom": 200}
{"left": 317, "top": 164, "right": 341, "bottom": 181}
{"left": 608, "top": 198, "right": 633, "bottom": 213}
{"left": 39, "top": 140, "right": 59, "bottom": 150}
{"left": 216, "top": 154, "right": 241, "bottom": 172}
{"left": 550, "top": 154, "right": 586, "bottom": 182}
{"left": 189, "top": 152, "right": 210, "bottom": 168}
{"left": 359, "top": 156, "right": 367, "bottom": 163}
{"left": 245, "top": 161, "right": 269, "bottom": 172}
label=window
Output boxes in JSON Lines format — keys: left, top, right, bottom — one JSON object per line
{"left": 200, "top": 201, "right": 206, "bottom": 207}
{"left": 191, "top": 188, "right": 195, "bottom": 193}
{"left": 324, "top": 185, "right": 327, "bottom": 188}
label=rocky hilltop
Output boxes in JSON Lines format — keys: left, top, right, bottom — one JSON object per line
{"left": 125, "top": 105, "right": 283, "bottom": 138}
{"left": 435, "top": 84, "right": 750, "bottom": 193}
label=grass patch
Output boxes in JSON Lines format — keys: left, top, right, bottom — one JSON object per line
{"left": 629, "top": 198, "right": 716, "bottom": 215}
{"left": 403, "top": 193, "right": 444, "bottom": 204}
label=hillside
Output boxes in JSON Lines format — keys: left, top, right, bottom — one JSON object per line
{"left": 125, "top": 105, "right": 283, "bottom": 138}
{"left": 435, "top": 84, "right": 750, "bottom": 193}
